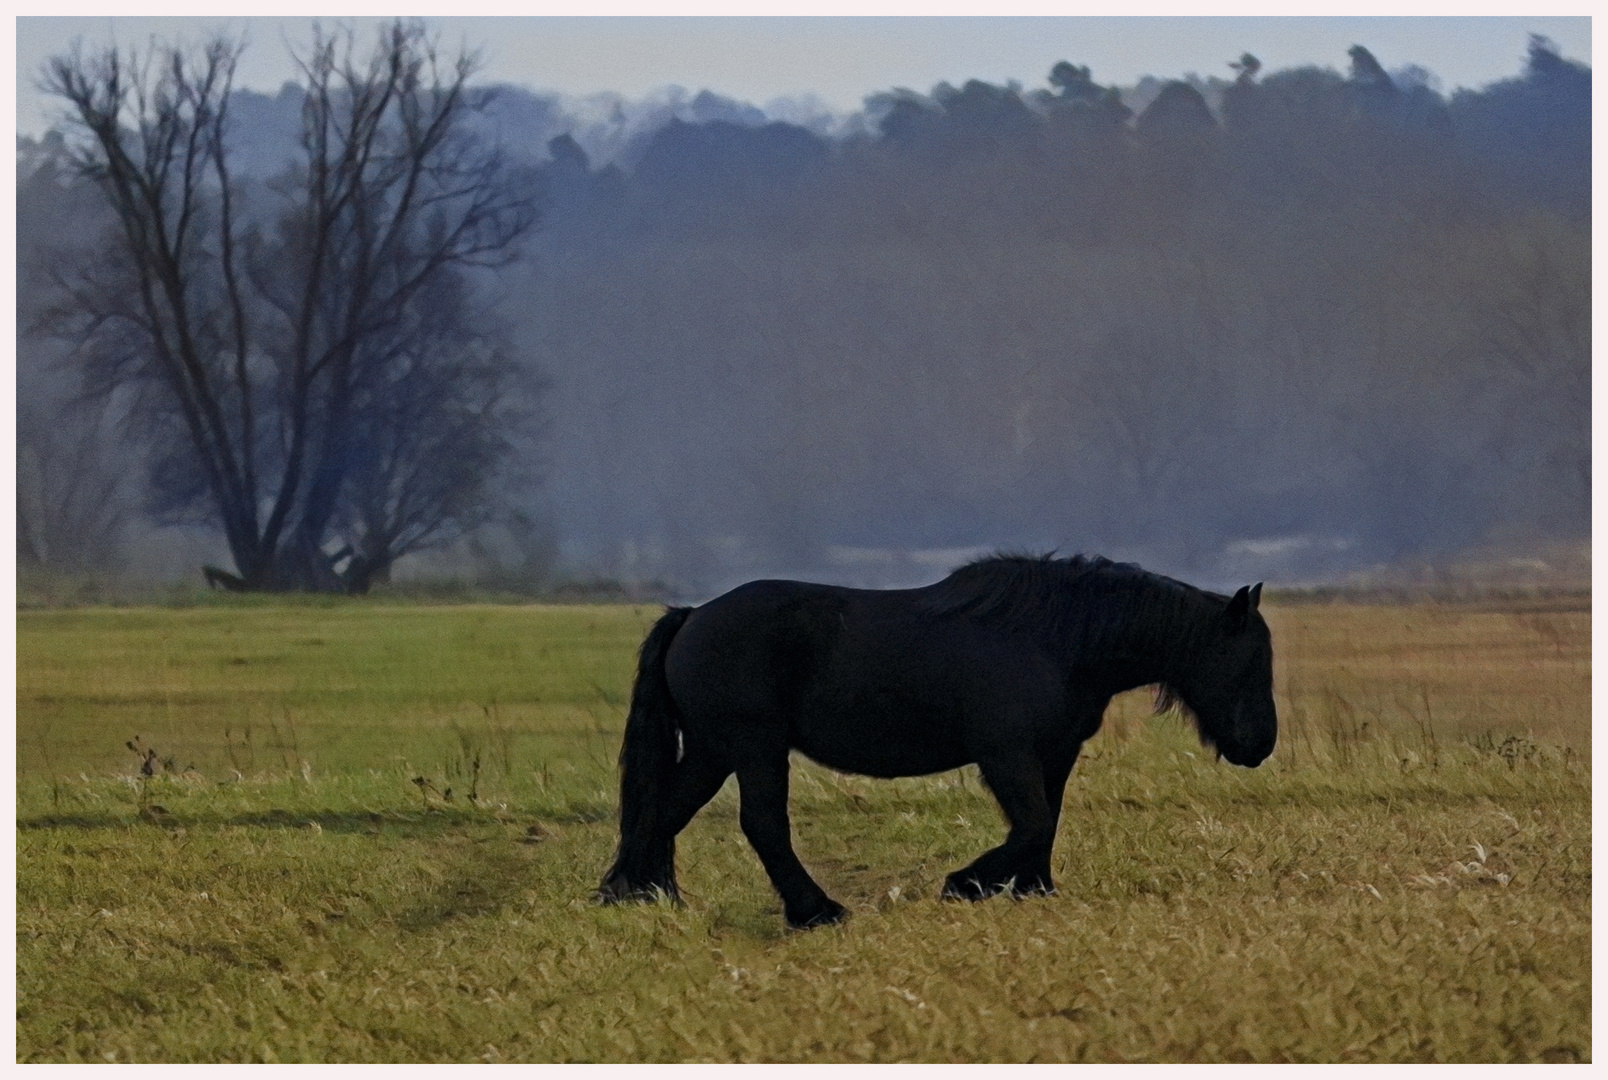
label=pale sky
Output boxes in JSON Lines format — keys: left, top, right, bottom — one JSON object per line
{"left": 14, "top": 15, "right": 1595, "bottom": 137}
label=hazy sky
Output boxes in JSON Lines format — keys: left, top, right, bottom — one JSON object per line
{"left": 16, "top": 15, "right": 1591, "bottom": 136}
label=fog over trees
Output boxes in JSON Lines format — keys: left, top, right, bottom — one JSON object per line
{"left": 17, "top": 28, "right": 1590, "bottom": 595}
{"left": 27, "top": 24, "right": 537, "bottom": 593}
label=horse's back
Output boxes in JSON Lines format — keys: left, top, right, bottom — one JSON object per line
{"left": 662, "top": 578, "right": 1047, "bottom": 777}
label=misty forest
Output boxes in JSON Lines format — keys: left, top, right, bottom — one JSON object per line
{"left": 15, "top": 24, "right": 1590, "bottom": 597}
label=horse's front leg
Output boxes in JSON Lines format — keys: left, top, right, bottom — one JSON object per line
{"left": 734, "top": 751, "right": 847, "bottom": 929}
{"left": 1024, "top": 704, "right": 1105, "bottom": 893}
{"left": 943, "top": 750, "right": 1057, "bottom": 901}
{"left": 1025, "top": 740, "right": 1084, "bottom": 895}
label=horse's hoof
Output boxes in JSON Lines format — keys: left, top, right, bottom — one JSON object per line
{"left": 786, "top": 898, "right": 848, "bottom": 930}
{"left": 941, "top": 873, "right": 1000, "bottom": 902}
{"left": 596, "top": 878, "right": 677, "bottom": 906}
{"left": 1010, "top": 881, "right": 1057, "bottom": 899}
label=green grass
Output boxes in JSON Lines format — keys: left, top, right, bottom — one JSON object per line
{"left": 16, "top": 601, "right": 1591, "bottom": 1062}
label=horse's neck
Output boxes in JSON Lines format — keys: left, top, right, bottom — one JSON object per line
{"left": 1083, "top": 584, "right": 1199, "bottom": 693}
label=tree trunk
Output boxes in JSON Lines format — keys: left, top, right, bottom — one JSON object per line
{"left": 342, "top": 553, "right": 393, "bottom": 596}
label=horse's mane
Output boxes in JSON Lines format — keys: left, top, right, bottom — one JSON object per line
{"left": 927, "top": 552, "right": 1207, "bottom": 620}
{"left": 932, "top": 552, "right": 1215, "bottom": 671}
{"left": 924, "top": 552, "right": 1102, "bottom": 621}
{"left": 924, "top": 552, "right": 1221, "bottom": 706}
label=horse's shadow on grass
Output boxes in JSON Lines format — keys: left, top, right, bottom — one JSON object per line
{"left": 18, "top": 805, "right": 612, "bottom": 836}
{"left": 15, "top": 809, "right": 463, "bottom": 835}
{"left": 20, "top": 808, "right": 607, "bottom": 935}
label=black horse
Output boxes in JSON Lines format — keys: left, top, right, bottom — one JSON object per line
{"left": 598, "top": 553, "right": 1276, "bottom": 928}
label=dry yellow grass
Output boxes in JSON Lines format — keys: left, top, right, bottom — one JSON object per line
{"left": 15, "top": 597, "right": 1591, "bottom": 1061}
{"left": 1265, "top": 600, "right": 1590, "bottom": 750}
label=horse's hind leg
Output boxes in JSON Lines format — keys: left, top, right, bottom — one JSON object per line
{"left": 734, "top": 753, "right": 846, "bottom": 929}
{"left": 650, "top": 748, "right": 734, "bottom": 897}
{"left": 943, "top": 752, "right": 1057, "bottom": 901}
{"left": 600, "top": 749, "right": 730, "bottom": 903}
{"left": 659, "top": 747, "right": 732, "bottom": 840}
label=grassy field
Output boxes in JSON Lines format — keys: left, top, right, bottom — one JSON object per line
{"left": 15, "top": 597, "right": 1591, "bottom": 1062}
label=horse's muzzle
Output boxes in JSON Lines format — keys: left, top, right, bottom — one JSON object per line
{"left": 1223, "top": 737, "right": 1274, "bottom": 768}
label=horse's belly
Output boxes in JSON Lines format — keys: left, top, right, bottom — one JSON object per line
{"left": 792, "top": 709, "right": 969, "bottom": 779}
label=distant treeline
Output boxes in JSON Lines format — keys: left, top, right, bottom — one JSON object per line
{"left": 17, "top": 36, "right": 1589, "bottom": 593}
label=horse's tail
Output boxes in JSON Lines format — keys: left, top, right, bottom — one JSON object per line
{"left": 598, "top": 604, "right": 695, "bottom": 903}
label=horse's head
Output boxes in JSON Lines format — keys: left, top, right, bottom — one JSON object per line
{"left": 1168, "top": 583, "right": 1277, "bottom": 767}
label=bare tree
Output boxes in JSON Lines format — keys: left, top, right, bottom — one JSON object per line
{"left": 331, "top": 268, "right": 529, "bottom": 592}
{"left": 16, "top": 398, "right": 131, "bottom": 575}
{"left": 16, "top": 136, "right": 132, "bottom": 577}
{"left": 40, "top": 21, "right": 535, "bottom": 591}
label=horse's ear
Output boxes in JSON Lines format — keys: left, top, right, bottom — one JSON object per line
{"left": 1250, "top": 582, "right": 1263, "bottom": 610}
{"left": 1226, "top": 585, "right": 1253, "bottom": 631}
